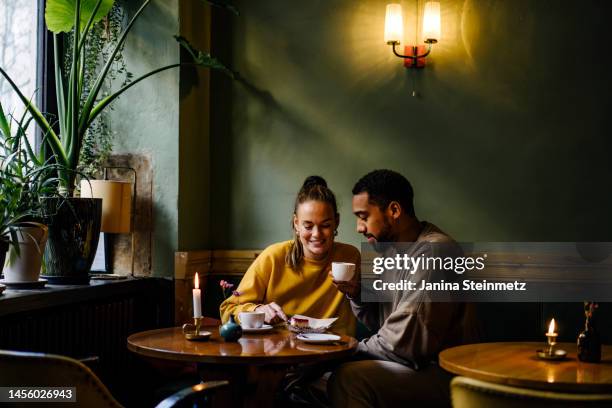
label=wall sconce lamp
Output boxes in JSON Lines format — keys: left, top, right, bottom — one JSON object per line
{"left": 385, "top": 2, "right": 440, "bottom": 68}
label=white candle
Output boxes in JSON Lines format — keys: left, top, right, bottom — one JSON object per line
{"left": 193, "top": 272, "right": 202, "bottom": 317}
{"left": 546, "top": 318, "right": 557, "bottom": 336}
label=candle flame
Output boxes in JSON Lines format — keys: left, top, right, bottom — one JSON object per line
{"left": 547, "top": 318, "right": 556, "bottom": 335}
{"left": 194, "top": 272, "right": 200, "bottom": 289}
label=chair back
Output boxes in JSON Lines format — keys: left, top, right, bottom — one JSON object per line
{"left": 0, "top": 349, "right": 123, "bottom": 408}
{"left": 451, "top": 376, "right": 612, "bottom": 408}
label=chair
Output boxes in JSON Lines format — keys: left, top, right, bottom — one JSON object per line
{"left": 0, "top": 349, "right": 227, "bottom": 408}
{"left": 451, "top": 376, "right": 612, "bottom": 408}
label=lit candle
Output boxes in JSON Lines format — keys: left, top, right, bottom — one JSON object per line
{"left": 193, "top": 272, "right": 202, "bottom": 317}
{"left": 545, "top": 318, "right": 557, "bottom": 355}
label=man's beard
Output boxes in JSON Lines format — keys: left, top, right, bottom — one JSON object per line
{"left": 371, "top": 218, "right": 395, "bottom": 253}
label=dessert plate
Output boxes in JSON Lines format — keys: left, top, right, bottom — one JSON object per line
{"left": 241, "top": 324, "right": 274, "bottom": 333}
{"left": 296, "top": 333, "right": 341, "bottom": 344}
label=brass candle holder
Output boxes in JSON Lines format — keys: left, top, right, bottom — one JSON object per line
{"left": 182, "top": 316, "right": 211, "bottom": 341}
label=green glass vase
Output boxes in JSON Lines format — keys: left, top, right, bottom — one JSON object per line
{"left": 219, "top": 314, "right": 242, "bottom": 342}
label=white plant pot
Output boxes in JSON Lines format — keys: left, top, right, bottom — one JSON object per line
{"left": 3, "top": 222, "right": 48, "bottom": 282}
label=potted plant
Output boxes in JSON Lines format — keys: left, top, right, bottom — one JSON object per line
{"left": 0, "top": 102, "right": 63, "bottom": 283}
{"left": 0, "top": 0, "right": 235, "bottom": 283}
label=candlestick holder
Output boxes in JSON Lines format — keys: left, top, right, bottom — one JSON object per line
{"left": 182, "top": 316, "right": 211, "bottom": 341}
{"left": 536, "top": 333, "right": 567, "bottom": 360}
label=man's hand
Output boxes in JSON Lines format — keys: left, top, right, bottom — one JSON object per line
{"left": 255, "top": 302, "right": 288, "bottom": 324}
{"left": 328, "top": 265, "right": 360, "bottom": 299}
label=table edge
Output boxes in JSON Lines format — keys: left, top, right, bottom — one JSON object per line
{"left": 127, "top": 327, "right": 358, "bottom": 366}
{"left": 439, "top": 342, "right": 612, "bottom": 393}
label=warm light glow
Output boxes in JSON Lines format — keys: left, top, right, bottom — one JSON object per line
{"left": 80, "top": 180, "right": 133, "bottom": 233}
{"left": 422, "top": 1, "right": 441, "bottom": 42}
{"left": 384, "top": 4, "right": 404, "bottom": 44}
{"left": 194, "top": 272, "right": 200, "bottom": 289}
{"left": 547, "top": 318, "right": 556, "bottom": 335}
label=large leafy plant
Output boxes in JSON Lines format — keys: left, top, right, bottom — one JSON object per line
{"left": 0, "top": 0, "right": 234, "bottom": 197}
{"left": 0, "top": 102, "right": 62, "bottom": 252}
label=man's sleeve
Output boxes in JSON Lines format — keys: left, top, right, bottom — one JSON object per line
{"left": 355, "top": 300, "right": 458, "bottom": 369}
{"left": 349, "top": 298, "right": 380, "bottom": 332}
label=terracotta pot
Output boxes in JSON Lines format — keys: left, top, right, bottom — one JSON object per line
{"left": 3, "top": 222, "right": 48, "bottom": 282}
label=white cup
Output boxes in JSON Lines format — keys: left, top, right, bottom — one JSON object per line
{"left": 332, "top": 262, "right": 356, "bottom": 281}
{"left": 239, "top": 311, "right": 265, "bottom": 329}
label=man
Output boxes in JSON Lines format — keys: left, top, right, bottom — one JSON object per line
{"left": 328, "top": 169, "right": 476, "bottom": 408}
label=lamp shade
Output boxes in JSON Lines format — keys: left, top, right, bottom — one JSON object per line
{"left": 422, "top": 1, "right": 441, "bottom": 42}
{"left": 384, "top": 4, "right": 404, "bottom": 44}
{"left": 80, "top": 180, "right": 132, "bottom": 233}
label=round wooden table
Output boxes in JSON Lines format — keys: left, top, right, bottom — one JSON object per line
{"left": 127, "top": 326, "right": 357, "bottom": 407}
{"left": 439, "top": 342, "right": 612, "bottom": 393}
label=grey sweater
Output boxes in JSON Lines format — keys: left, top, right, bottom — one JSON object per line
{"left": 351, "top": 222, "right": 476, "bottom": 369}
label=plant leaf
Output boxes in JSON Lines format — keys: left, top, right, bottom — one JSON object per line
{"left": 45, "top": 0, "right": 114, "bottom": 33}
{"left": 0, "top": 101, "right": 11, "bottom": 137}
{"left": 174, "top": 35, "right": 235, "bottom": 78}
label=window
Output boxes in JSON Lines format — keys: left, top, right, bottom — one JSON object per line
{"left": 0, "top": 0, "right": 40, "bottom": 144}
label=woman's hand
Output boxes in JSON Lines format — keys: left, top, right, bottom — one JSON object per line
{"left": 255, "top": 302, "right": 288, "bottom": 324}
{"left": 328, "top": 265, "right": 360, "bottom": 299}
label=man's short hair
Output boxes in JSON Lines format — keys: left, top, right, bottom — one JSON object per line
{"left": 352, "top": 169, "right": 416, "bottom": 217}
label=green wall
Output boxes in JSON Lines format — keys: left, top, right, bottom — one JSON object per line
{"left": 210, "top": 0, "right": 612, "bottom": 249}
{"left": 113, "top": 0, "right": 180, "bottom": 277}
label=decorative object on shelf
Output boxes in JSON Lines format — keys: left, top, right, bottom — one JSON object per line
{"left": 384, "top": 2, "right": 440, "bottom": 68}
{"left": 219, "top": 280, "right": 242, "bottom": 342}
{"left": 536, "top": 318, "right": 567, "bottom": 360}
{"left": 41, "top": 197, "right": 102, "bottom": 284}
{"left": 80, "top": 166, "right": 136, "bottom": 276}
{"left": 577, "top": 301, "right": 601, "bottom": 363}
{"left": 2, "top": 222, "right": 48, "bottom": 284}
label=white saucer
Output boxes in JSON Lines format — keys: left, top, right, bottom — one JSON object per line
{"left": 297, "top": 333, "right": 341, "bottom": 344}
{"left": 241, "top": 324, "right": 274, "bottom": 333}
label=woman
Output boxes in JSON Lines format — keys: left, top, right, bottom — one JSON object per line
{"left": 219, "top": 176, "right": 358, "bottom": 335}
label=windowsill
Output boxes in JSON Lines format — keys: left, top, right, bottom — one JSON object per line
{"left": 0, "top": 277, "right": 166, "bottom": 317}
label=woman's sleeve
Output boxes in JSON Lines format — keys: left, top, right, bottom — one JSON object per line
{"left": 219, "top": 249, "right": 273, "bottom": 323}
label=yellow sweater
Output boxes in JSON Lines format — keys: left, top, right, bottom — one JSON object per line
{"left": 219, "top": 240, "right": 358, "bottom": 335}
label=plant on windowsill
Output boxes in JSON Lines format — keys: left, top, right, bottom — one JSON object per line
{"left": 0, "top": 102, "right": 67, "bottom": 282}
{"left": 0, "top": 0, "right": 236, "bottom": 283}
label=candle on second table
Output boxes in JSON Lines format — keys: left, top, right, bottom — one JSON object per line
{"left": 193, "top": 272, "right": 202, "bottom": 317}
